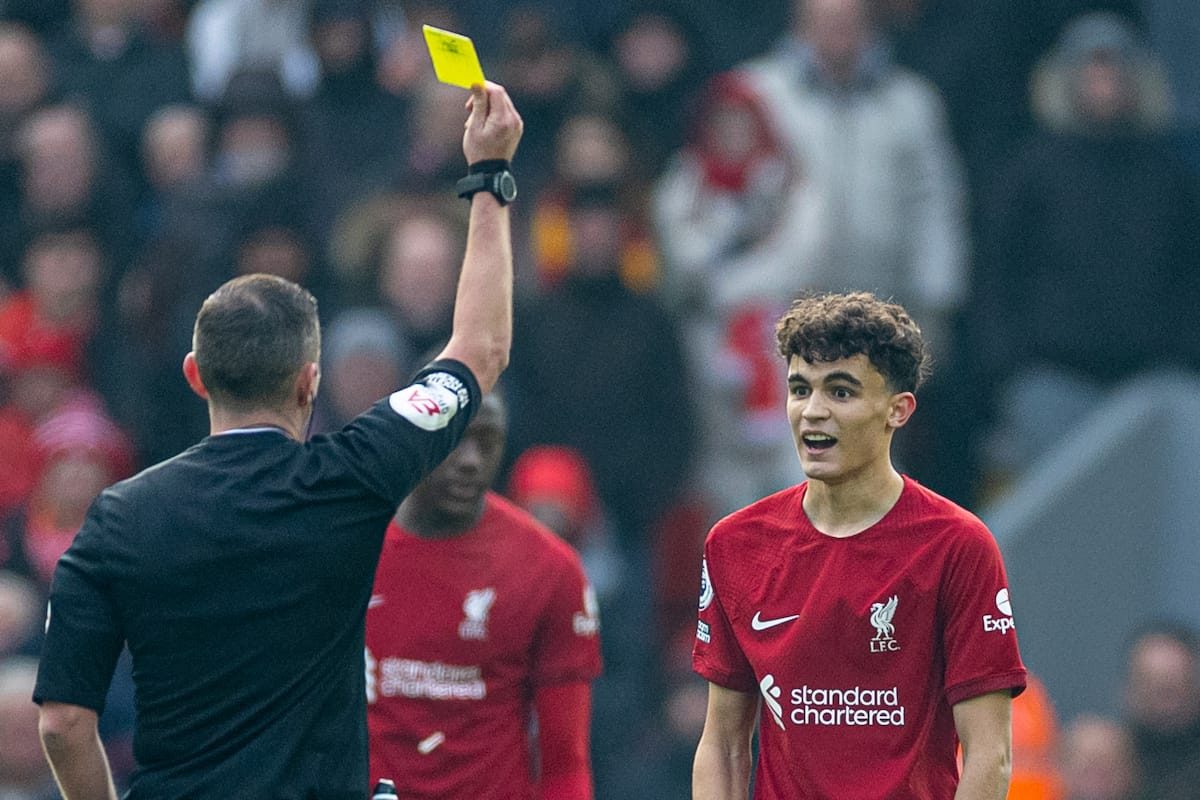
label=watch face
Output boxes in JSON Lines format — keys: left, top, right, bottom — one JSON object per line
{"left": 496, "top": 171, "right": 518, "bottom": 203}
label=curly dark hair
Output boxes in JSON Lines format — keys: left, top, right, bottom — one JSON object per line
{"left": 774, "top": 291, "right": 931, "bottom": 393}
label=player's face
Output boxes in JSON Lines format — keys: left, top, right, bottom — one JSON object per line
{"left": 412, "top": 395, "right": 507, "bottom": 529}
{"left": 786, "top": 353, "right": 910, "bottom": 485}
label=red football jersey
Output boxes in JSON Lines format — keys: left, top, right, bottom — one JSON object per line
{"left": 366, "top": 493, "right": 602, "bottom": 799}
{"left": 694, "top": 476, "right": 1026, "bottom": 799}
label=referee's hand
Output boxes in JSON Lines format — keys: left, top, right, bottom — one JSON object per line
{"left": 463, "top": 81, "right": 523, "bottom": 164}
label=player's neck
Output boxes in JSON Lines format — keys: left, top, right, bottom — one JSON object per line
{"left": 394, "top": 503, "right": 482, "bottom": 539}
{"left": 209, "top": 405, "right": 307, "bottom": 441}
{"left": 803, "top": 464, "right": 904, "bottom": 538}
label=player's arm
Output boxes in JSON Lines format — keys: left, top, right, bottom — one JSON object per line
{"left": 693, "top": 681, "right": 757, "bottom": 800}
{"left": 435, "top": 81, "right": 523, "bottom": 395}
{"left": 535, "top": 681, "right": 594, "bottom": 800}
{"left": 952, "top": 690, "right": 1014, "bottom": 800}
{"left": 39, "top": 701, "right": 118, "bottom": 800}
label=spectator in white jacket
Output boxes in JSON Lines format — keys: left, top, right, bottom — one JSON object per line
{"left": 733, "top": 0, "right": 967, "bottom": 356}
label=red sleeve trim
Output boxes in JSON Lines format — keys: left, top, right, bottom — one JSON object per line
{"left": 945, "top": 669, "right": 1028, "bottom": 707}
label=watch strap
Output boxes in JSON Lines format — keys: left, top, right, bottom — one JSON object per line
{"left": 467, "top": 159, "right": 510, "bottom": 175}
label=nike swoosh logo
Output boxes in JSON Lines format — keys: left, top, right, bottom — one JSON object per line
{"left": 751, "top": 612, "right": 800, "bottom": 631}
{"left": 368, "top": 594, "right": 385, "bottom": 609}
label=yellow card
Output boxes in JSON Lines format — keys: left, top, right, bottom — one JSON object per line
{"left": 422, "top": 25, "right": 486, "bottom": 89}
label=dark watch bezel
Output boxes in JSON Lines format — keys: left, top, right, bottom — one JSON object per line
{"left": 456, "top": 169, "right": 517, "bottom": 206}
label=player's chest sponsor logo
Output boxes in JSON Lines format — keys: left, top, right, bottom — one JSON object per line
{"left": 758, "top": 673, "right": 906, "bottom": 730}
{"left": 983, "top": 587, "right": 1016, "bottom": 634}
{"left": 458, "top": 587, "right": 496, "bottom": 640}
{"left": 365, "top": 647, "right": 487, "bottom": 702}
{"left": 869, "top": 594, "right": 900, "bottom": 653}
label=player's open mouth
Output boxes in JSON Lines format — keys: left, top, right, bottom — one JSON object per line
{"left": 803, "top": 434, "right": 837, "bottom": 451}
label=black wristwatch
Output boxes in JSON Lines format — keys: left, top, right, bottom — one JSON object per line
{"left": 456, "top": 159, "right": 518, "bottom": 206}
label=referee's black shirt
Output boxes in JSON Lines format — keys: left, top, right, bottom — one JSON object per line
{"left": 35, "top": 360, "right": 480, "bottom": 799}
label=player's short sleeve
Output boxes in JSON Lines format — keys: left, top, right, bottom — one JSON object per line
{"left": 530, "top": 547, "right": 602, "bottom": 687}
{"left": 692, "top": 547, "right": 756, "bottom": 693}
{"left": 940, "top": 523, "right": 1027, "bottom": 706}
{"left": 34, "top": 493, "right": 125, "bottom": 712}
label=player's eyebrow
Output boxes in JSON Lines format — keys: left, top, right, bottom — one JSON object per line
{"left": 788, "top": 370, "right": 864, "bottom": 387}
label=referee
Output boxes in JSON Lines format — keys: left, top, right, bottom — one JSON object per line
{"left": 32, "top": 82, "right": 523, "bottom": 800}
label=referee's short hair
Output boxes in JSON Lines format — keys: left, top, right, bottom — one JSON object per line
{"left": 193, "top": 273, "right": 321, "bottom": 411}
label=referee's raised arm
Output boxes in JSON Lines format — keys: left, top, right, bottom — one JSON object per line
{"left": 436, "top": 81, "right": 523, "bottom": 395}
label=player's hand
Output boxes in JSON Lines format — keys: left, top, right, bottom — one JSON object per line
{"left": 463, "top": 81, "right": 523, "bottom": 164}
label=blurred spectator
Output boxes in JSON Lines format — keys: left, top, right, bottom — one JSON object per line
{"left": 727, "top": 0, "right": 971, "bottom": 502}
{"left": 373, "top": 196, "right": 464, "bottom": 361}
{"left": 652, "top": 72, "right": 808, "bottom": 516}
{"left": 4, "top": 393, "right": 132, "bottom": 589}
{"left": 972, "top": 12, "right": 1200, "bottom": 498}
{"left": 731, "top": 0, "right": 969, "bottom": 357}
{"left": 507, "top": 444, "right": 624, "bottom": 601}
{"left": 312, "top": 307, "right": 409, "bottom": 432}
{"left": 135, "top": 103, "right": 210, "bottom": 241}
{"left": 186, "top": 0, "right": 320, "bottom": 101}
{"left": 506, "top": 182, "right": 695, "bottom": 558}
{"left": 140, "top": 104, "right": 209, "bottom": 191}
{"left": 0, "top": 571, "right": 42, "bottom": 657}
{"left": 9, "top": 103, "right": 136, "bottom": 281}
{"left": 159, "top": 68, "right": 312, "bottom": 304}
{"left": 1060, "top": 713, "right": 1143, "bottom": 800}
{"left": 0, "top": 23, "right": 53, "bottom": 285}
{"left": 0, "top": 655, "right": 58, "bottom": 800}
{"left": 397, "top": 76, "right": 475, "bottom": 194}
{"left": 0, "top": 224, "right": 103, "bottom": 387}
{"left": 493, "top": 4, "right": 616, "bottom": 196}
{"left": 299, "top": 0, "right": 411, "bottom": 239}
{"left": 232, "top": 215, "right": 326, "bottom": 298}
{"left": 134, "top": 0, "right": 193, "bottom": 45}
{"left": 604, "top": 5, "right": 710, "bottom": 177}
{"left": 46, "top": 0, "right": 191, "bottom": 183}
{"left": 0, "top": 224, "right": 104, "bottom": 518}
{"left": 877, "top": 0, "right": 1035, "bottom": 193}
{"left": 529, "top": 111, "right": 658, "bottom": 295}
{"left": 654, "top": 73, "right": 807, "bottom": 312}
{"left": 1122, "top": 621, "right": 1200, "bottom": 800}
{"left": 372, "top": 0, "right": 458, "bottom": 96}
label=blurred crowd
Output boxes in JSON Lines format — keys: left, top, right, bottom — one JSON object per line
{"left": 1, "top": 0, "right": 1198, "bottom": 798}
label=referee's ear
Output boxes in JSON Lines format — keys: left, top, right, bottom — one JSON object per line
{"left": 183, "top": 352, "right": 209, "bottom": 400}
{"left": 297, "top": 362, "right": 319, "bottom": 409}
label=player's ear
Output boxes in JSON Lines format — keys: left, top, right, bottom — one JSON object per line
{"left": 886, "top": 392, "right": 917, "bottom": 430}
{"left": 182, "top": 352, "right": 208, "bottom": 400}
